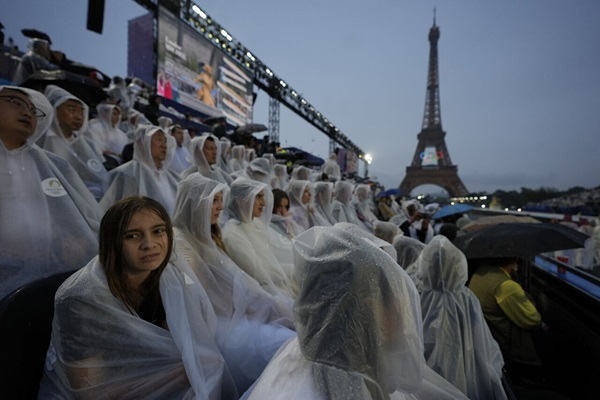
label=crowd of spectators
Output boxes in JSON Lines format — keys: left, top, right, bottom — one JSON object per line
{"left": 1, "top": 27, "right": 588, "bottom": 400}
{"left": 536, "top": 187, "right": 600, "bottom": 216}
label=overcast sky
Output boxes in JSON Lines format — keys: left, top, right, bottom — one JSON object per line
{"left": 2, "top": 0, "right": 598, "bottom": 194}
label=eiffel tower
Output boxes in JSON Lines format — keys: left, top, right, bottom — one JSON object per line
{"left": 399, "top": 14, "right": 468, "bottom": 198}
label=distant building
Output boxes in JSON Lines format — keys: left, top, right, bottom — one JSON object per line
{"left": 127, "top": 12, "right": 154, "bottom": 84}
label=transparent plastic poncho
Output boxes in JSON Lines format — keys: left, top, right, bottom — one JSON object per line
{"left": 373, "top": 221, "right": 402, "bottom": 245}
{"left": 181, "top": 134, "right": 232, "bottom": 187}
{"left": 354, "top": 184, "right": 379, "bottom": 230}
{"left": 168, "top": 125, "right": 193, "bottom": 175}
{"left": 223, "top": 177, "right": 298, "bottom": 298}
{"left": 84, "top": 103, "right": 129, "bottom": 156}
{"left": 39, "top": 84, "right": 107, "bottom": 199}
{"left": 272, "top": 163, "right": 289, "bottom": 190}
{"left": 172, "top": 173, "right": 296, "bottom": 393}
{"left": 0, "top": 85, "right": 102, "bottom": 300}
{"left": 331, "top": 180, "right": 367, "bottom": 230}
{"left": 313, "top": 181, "right": 336, "bottom": 226}
{"left": 100, "top": 125, "right": 179, "bottom": 216}
{"left": 242, "top": 224, "right": 468, "bottom": 400}
{"left": 415, "top": 236, "right": 507, "bottom": 400}
{"left": 38, "top": 255, "right": 237, "bottom": 399}
{"left": 229, "top": 144, "right": 246, "bottom": 172}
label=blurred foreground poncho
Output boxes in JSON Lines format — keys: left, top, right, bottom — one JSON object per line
{"left": 241, "top": 224, "right": 468, "bottom": 400}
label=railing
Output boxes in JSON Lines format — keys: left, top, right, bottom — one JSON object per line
{"left": 527, "top": 255, "right": 600, "bottom": 397}
{"left": 533, "top": 255, "right": 600, "bottom": 299}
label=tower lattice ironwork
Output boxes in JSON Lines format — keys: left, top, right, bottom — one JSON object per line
{"left": 399, "top": 14, "right": 468, "bottom": 198}
{"left": 268, "top": 97, "right": 280, "bottom": 144}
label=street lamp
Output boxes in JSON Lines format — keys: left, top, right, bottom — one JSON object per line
{"left": 363, "top": 153, "right": 373, "bottom": 178}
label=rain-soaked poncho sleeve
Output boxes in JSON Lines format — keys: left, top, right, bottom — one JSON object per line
{"left": 373, "top": 221, "right": 401, "bottom": 244}
{"left": 163, "top": 255, "right": 239, "bottom": 400}
{"left": 38, "top": 256, "right": 237, "bottom": 400}
{"left": 169, "top": 146, "right": 193, "bottom": 175}
{"left": 415, "top": 236, "right": 507, "bottom": 400}
{"left": 223, "top": 220, "right": 297, "bottom": 299}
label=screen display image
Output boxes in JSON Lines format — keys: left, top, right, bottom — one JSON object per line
{"left": 157, "top": 6, "right": 253, "bottom": 125}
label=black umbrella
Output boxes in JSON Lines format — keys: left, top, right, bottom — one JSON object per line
{"left": 202, "top": 116, "right": 227, "bottom": 126}
{"left": 21, "top": 28, "right": 52, "bottom": 44}
{"left": 282, "top": 146, "right": 324, "bottom": 166}
{"left": 235, "top": 123, "right": 268, "bottom": 135}
{"left": 21, "top": 70, "right": 108, "bottom": 107}
{"left": 454, "top": 222, "right": 589, "bottom": 259}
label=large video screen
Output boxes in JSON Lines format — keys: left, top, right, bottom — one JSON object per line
{"left": 157, "top": 6, "right": 253, "bottom": 126}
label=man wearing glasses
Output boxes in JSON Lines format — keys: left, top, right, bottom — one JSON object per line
{"left": 0, "top": 85, "right": 102, "bottom": 301}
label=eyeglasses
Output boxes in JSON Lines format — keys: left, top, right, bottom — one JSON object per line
{"left": 0, "top": 95, "right": 47, "bottom": 118}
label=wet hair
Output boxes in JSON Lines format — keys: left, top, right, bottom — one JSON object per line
{"left": 99, "top": 195, "right": 173, "bottom": 317}
{"left": 272, "top": 188, "right": 290, "bottom": 214}
{"left": 211, "top": 223, "right": 226, "bottom": 253}
{"left": 439, "top": 223, "right": 459, "bottom": 242}
{"left": 406, "top": 204, "right": 417, "bottom": 215}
